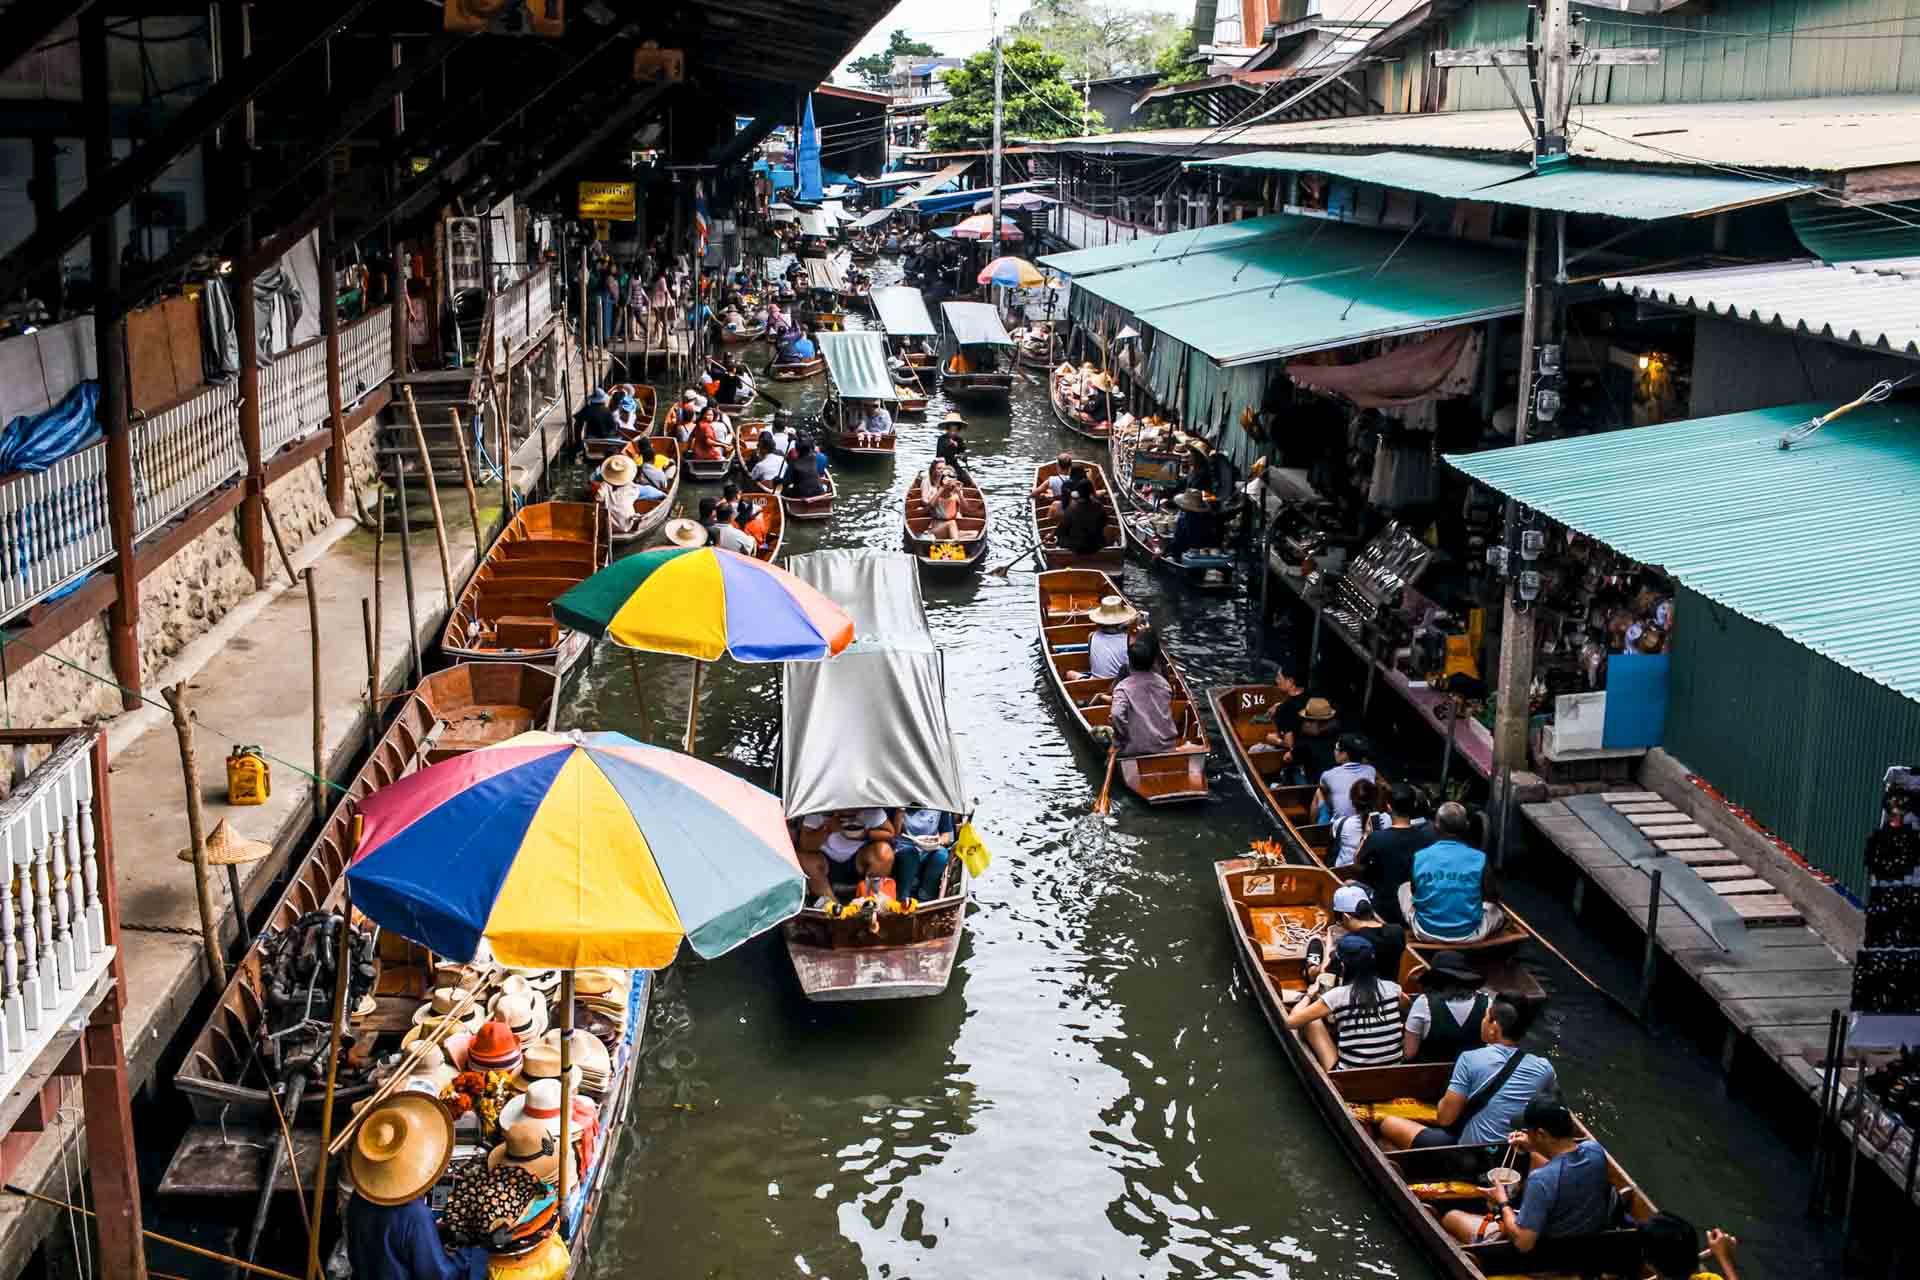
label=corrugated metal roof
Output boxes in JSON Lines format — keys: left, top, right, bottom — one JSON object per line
{"left": 1790, "top": 199, "right": 1920, "bottom": 263}
{"left": 1445, "top": 401, "right": 1920, "bottom": 706}
{"left": 1603, "top": 259, "right": 1920, "bottom": 358}
{"left": 1189, "top": 150, "right": 1813, "bottom": 219}
{"left": 1039, "top": 213, "right": 1301, "bottom": 278}
{"left": 1029, "top": 95, "right": 1920, "bottom": 174}
{"left": 1063, "top": 213, "right": 1524, "bottom": 365}
{"left": 817, "top": 331, "right": 898, "bottom": 402}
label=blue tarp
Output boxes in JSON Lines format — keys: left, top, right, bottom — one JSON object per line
{"left": 797, "top": 96, "right": 824, "bottom": 204}
{"left": 0, "top": 380, "right": 101, "bottom": 475}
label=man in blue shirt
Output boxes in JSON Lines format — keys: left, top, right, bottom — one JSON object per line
{"left": 345, "top": 1095, "right": 486, "bottom": 1279}
{"left": 1401, "top": 801, "right": 1507, "bottom": 943}
{"left": 1442, "top": 1094, "right": 1614, "bottom": 1249}
{"left": 1377, "top": 997, "right": 1557, "bottom": 1153}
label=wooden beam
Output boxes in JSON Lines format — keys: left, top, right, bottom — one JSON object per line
{"left": 82, "top": 723, "right": 142, "bottom": 1280}
{"left": 0, "top": 2, "right": 100, "bottom": 80}
{"left": 509, "top": 83, "right": 673, "bottom": 203}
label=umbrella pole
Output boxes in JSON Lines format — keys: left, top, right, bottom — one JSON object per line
{"left": 557, "top": 970, "right": 574, "bottom": 1229}
{"left": 685, "top": 658, "right": 703, "bottom": 754}
{"left": 625, "top": 650, "right": 651, "bottom": 740}
{"left": 304, "top": 817, "right": 358, "bottom": 1280}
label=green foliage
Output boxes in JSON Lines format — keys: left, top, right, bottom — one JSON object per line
{"left": 1138, "top": 28, "right": 1210, "bottom": 128}
{"left": 1014, "top": 0, "right": 1187, "bottom": 80}
{"left": 845, "top": 28, "right": 942, "bottom": 90}
{"left": 925, "top": 37, "right": 1101, "bottom": 151}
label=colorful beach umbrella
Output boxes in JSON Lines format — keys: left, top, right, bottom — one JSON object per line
{"left": 346, "top": 731, "right": 803, "bottom": 971}
{"left": 949, "top": 213, "right": 1024, "bottom": 242}
{"left": 977, "top": 255, "right": 1044, "bottom": 288}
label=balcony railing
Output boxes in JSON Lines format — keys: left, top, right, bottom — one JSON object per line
{"left": 487, "top": 266, "right": 554, "bottom": 369}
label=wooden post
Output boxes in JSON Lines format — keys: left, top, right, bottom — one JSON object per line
{"left": 390, "top": 242, "right": 409, "bottom": 376}
{"left": 321, "top": 223, "right": 349, "bottom": 517}
{"left": 361, "top": 597, "right": 379, "bottom": 758}
{"left": 306, "top": 567, "right": 324, "bottom": 825}
{"left": 401, "top": 386, "right": 456, "bottom": 606}
{"left": 492, "top": 378, "right": 512, "bottom": 523}
{"left": 1638, "top": 867, "right": 1661, "bottom": 1022}
{"left": 371, "top": 489, "right": 386, "bottom": 689}
{"left": 237, "top": 258, "right": 267, "bottom": 588}
{"left": 684, "top": 659, "right": 703, "bottom": 754}
{"left": 527, "top": 367, "right": 549, "bottom": 501}
{"left": 304, "top": 865, "right": 355, "bottom": 1280}
{"left": 450, "top": 408, "right": 484, "bottom": 563}
{"left": 393, "top": 464, "right": 424, "bottom": 684}
{"left": 557, "top": 969, "right": 574, "bottom": 1211}
{"left": 82, "top": 13, "right": 140, "bottom": 711}
{"left": 163, "top": 685, "right": 228, "bottom": 988}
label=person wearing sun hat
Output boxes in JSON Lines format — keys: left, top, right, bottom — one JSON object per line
{"left": 935, "top": 411, "right": 971, "bottom": 484}
{"left": 1085, "top": 595, "right": 1137, "bottom": 682}
{"left": 345, "top": 1093, "right": 486, "bottom": 1280}
{"left": 596, "top": 453, "right": 663, "bottom": 539}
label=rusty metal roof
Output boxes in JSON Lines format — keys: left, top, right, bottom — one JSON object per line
{"left": 1604, "top": 259, "right": 1920, "bottom": 358}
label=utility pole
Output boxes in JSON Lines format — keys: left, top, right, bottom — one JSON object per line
{"left": 989, "top": 0, "right": 1005, "bottom": 262}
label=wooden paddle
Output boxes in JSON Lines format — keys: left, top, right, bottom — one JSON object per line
{"left": 1093, "top": 744, "right": 1119, "bottom": 815}
{"left": 986, "top": 533, "right": 1046, "bottom": 577}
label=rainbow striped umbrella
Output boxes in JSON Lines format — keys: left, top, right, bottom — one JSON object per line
{"left": 977, "top": 256, "right": 1043, "bottom": 288}
{"left": 346, "top": 731, "right": 802, "bottom": 970}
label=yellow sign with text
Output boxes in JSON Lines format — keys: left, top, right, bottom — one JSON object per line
{"left": 577, "top": 180, "right": 636, "bottom": 221}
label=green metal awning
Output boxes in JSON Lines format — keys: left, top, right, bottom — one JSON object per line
{"left": 1071, "top": 214, "right": 1525, "bottom": 366}
{"left": 1039, "top": 213, "right": 1300, "bottom": 279}
{"left": 871, "top": 285, "right": 937, "bottom": 336}
{"left": 817, "top": 331, "right": 898, "bottom": 402}
{"left": 1446, "top": 400, "right": 1920, "bottom": 705}
{"left": 1187, "top": 151, "right": 1814, "bottom": 219}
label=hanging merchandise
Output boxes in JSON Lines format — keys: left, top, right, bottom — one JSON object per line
{"left": 1852, "top": 768, "right": 1920, "bottom": 1049}
{"left": 200, "top": 274, "right": 240, "bottom": 382}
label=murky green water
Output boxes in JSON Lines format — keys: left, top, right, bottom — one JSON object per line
{"left": 560, "top": 284, "right": 1846, "bottom": 1280}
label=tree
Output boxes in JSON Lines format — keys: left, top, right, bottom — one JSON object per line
{"left": 926, "top": 37, "right": 1101, "bottom": 151}
{"left": 845, "top": 28, "right": 941, "bottom": 91}
{"left": 1138, "top": 27, "right": 1210, "bottom": 128}
{"left": 1014, "top": 0, "right": 1185, "bottom": 81}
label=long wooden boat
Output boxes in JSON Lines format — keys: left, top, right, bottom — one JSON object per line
{"left": 824, "top": 399, "right": 896, "bottom": 462}
{"left": 1216, "top": 857, "right": 1656, "bottom": 1280}
{"left": 685, "top": 445, "right": 733, "bottom": 483}
{"left": 1037, "top": 567, "right": 1209, "bottom": 804}
{"left": 786, "top": 859, "right": 970, "bottom": 1001}
{"left": 1029, "top": 458, "right": 1127, "bottom": 569}
{"left": 582, "top": 384, "right": 659, "bottom": 462}
{"left": 441, "top": 501, "right": 608, "bottom": 671}
{"left": 1122, "top": 508, "right": 1238, "bottom": 592}
{"left": 1049, "top": 365, "right": 1113, "bottom": 441}
{"left": 738, "top": 419, "right": 836, "bottom": 521}
{"left": 169, "top": 664, "right": 559, "bottom": 1133}
{"left": 838, "top": 284, "right": 872, "bottom": 310}
{"left": 799, "top": 306, "right": 846, "bottom": 331}
{"left": 718, "top": 321, "right": 768, "bottom": 345}
{"left": 771, "top": 353, "right": 827, "bottom": 380}
{"left": 605, "top": 435, "right": 682, "bottom": 547}
{"left": 941, "top": 358, "right": 1014, "bottom": 406}
{"left": 1209, "top": 683, "right": 1536, "bottom": 958}
{"left": 1110, "top": 418, "right": 1188, "bottom": 513}
{"left": 904, "top": 469, "right": 988, "bottom": 573}
{"left": 894, "top": 382, "right": 929, "bottom": 415}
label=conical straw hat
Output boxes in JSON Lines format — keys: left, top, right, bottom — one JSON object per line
{"left": 348, "top": 1094, "right": 454, "bottom": 1206}
{"left": 177, "top": 819, "right": 272, "bottom": 866}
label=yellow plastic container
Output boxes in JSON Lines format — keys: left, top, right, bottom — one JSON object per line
{"left": 227, "top": 746, "right": 270, "bottom": 806}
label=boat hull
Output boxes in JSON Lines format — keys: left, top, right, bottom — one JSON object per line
{"left": 784, "top": 875, "right": 968, "bottom": 1002}
{"left": 441, "top": 501, "right": 608, "bottom": 668}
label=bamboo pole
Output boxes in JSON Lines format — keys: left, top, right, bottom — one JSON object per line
{"left": 1, "top": 1184, "right": 300, "bottom": 1280}
{"left": 401, "top": 386, "right": 456, "bottom": 609}
{"left": 259, "top": 494, "right": 299, "bottom": 589}
{"left": 491, "top": 379, "right": 512, "bottom": 533}
{"left": 393, "top": 465, "right": 423, "bottom": 685}
{"left": 557, "top": 970, "right": 574, "bottom": 1213}
{"left": 528, "top": 367, "right": 549, "bottom": 502}
{"left": 163, "top": 684, "right": 227, "bottom": 988}
{"left": 360, "top": 598, "right": 378, "bottom": 758}
{"left": 684, "top": 659, "right": 703, "bottom": 754}
{"left": 625, "top": 649, "right": 650, "bottom": 740}
{"left": 304, "top": 842, "right": 356, "bottom": 1280}
{"left": 327, "top": 984, "right": 482, "bottom": 1156}
{"left": 305, "top": 568, "right": 324, "bottom": 825}
{"left": 371, "top": 489, "right": 385, "bottom": 690}
{"left": 449, "top": 407, "right": 484, "bottom": 564}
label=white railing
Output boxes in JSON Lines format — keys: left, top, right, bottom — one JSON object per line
{"left": 132, "top": 381, "right": 245, "bottom": 540}
{"left": 1054, "top": 203, "right": 1155, "bottom": 251}
{"left": 0, "top": 732, "right": 113, "bottom": 1097}
{"left": 340, "top": 306, "right": 394, "bottom": 407}
{"left": 487, "top": 266, "right": 553, "bottom": 368}
{"left": 260, "top": 335, "right": 330, "bottom": 459}
{"left": 0, "top": 445, "right": 114, "bottom": 621}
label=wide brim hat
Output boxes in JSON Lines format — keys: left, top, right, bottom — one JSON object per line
{"left": 348, "top": 1094, "right": 454, "bottom": 1206}
{"left": 1423, "top": 950, "right": 1484, "bottom": 986}
{"left": 412, "top": 987, "right": 483, "bottom": 1031}
{"left": 664, "top": 518, "right": 708, "bottom": 549}
{"left": 939, "top": 411, "right": 965, "bottom": 427}
{"left": 178, "top": 818, "right": 272, "bottom": 866}
{"left": 515, "top": 1042, "right": 584, "bottom": 1094}
{"left": 1173, "top": 490, "right": 1208, "bottom": 513}
{"left": 401, "top": 1015, "right": 472, "bottom": 1051}
{"left": 486, "top": 1119, "right": 580, "bottom": 1188}
{"left": 1088, "top": 595, "right": 1136, "bottom": 628}
{"left": 601, "top": 454, "right": 637, "bottom": 485}
{"left": 498, "top": 1078, "right": 566, "bottom": 1136}
{"left": 1300, "top": 697, "right": 1336, "bottom": 722}
{"left": 537, "top": 1027, "right": 613, "bottom": 1087}
{"left": 491, "top": 992, "right": 549, "bottom": 1046}
{"left": 466, "top": 1019, "right": 524, "bottom": 1072}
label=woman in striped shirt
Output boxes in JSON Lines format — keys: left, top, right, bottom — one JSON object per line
{"left": 1285, "top": 933, "right": 1408, "bottom": 1071}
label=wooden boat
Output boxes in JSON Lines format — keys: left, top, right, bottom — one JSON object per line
{"left": 1215, "top": 857, "right": 1656, "bottom": 1280}
{"left": 1049, "top": 365, "right": 1113, "bottom": 441}
{"left": 786, "top": 860, "right": 969, "bottom": 1000}
{"left": 824, "top": 398, "right": 896, "bottom": 462}
{"left": 940, "top": 354, "right": 1013, "bottom": 405}
{"left": 799, "top": 305, "right": 847, "bottom": 331}
{"left": 169, "top": 664, "right": 559, "bottom": 1132}
{"left": 771, "top": 353, "right": 826, "bottom": 380}
{"left": 602, "top": 435, "right": 683, "bottom": 546}
{"left": 1028, "top": 458, "right": 1126, "bottom": 570}
{"left": 441, "top": 501, "right": 608, "bottom": 671}
{"left": 1110, "top": 418, "right": 1188, "bottom": 513}
{"left": 894, "top": 383, "right": 929, "bottom": 415}
{"left": 904, "top": 469, "right": 988, "bottom": 573}
{"left": 582, "top": 384, "right": 660, "bottom": 462}
{"left": 737, "top": 418, "right": 835, "bottom": 521}
{"left": 838, "top": 284, "right": 872, "bottom": 310}
{"left": 1037, "top": 568, "right": 1210, "bottom": 804}
{"left": 685, "top": 448, "right": 733, "bottom": 483}
{"left": 718, "top": 321, "right": 768, "bottom": 345}
{"left": 1122, "top": 508, "right": 1238, "bottom": 592}
{"left": 1208, "top": 683, "right": 1537, "bottom": 956}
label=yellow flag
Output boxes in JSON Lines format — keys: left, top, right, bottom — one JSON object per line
{"left": 954, "top": 822, "right": 992, "bottom": 878}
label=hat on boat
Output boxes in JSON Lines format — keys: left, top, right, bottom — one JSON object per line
{"left": 348, "top": 1094, "right": 454, "bottom": 1206}
{"left": 601, "top": 454, "right": 637, "bottom": 486}
{"left": 1173, "top": 490, "right": 1208, "bottom": 513}
{"left": 432, "top": 960, "right": 491, "bottom": 993}
{"left": 467, "top": 1020, "right": 524, "bottom": 1073}
{"left": 515, "top": 1041, "right": 583, "bottom": 1094}
{"left": 537, "top": 1028, "right": 613, "bottom": 1092}
{"left": 178, "top": 819, "right": 272, "bottom": 866}
{"left": 412, "top": 987, "right": 483, "bottom": 1032}
{"left": 940, "top": 411, "right": 965, "bottom": 428}
{"left": 572, "top": 969, "right": 623, "bottom": 998}
{"left": 1331, "top": 884, "right": 1373, "bottom": 916}
{"left": 664, "top": 518, "right": 708, "bottom": 549}
{"left": 589, "top": 388, "right": 609, "bottom": 405}
{"left": 486, "top": 1119, "right": 579, "bottom": 1189}
{"left": 1299, "top": 697, "right": 1336, "bottom": 722}
{"left": 401, "top": 1015, "right": 471, "bottom": 1051}
{"left": 492, "top": 992, "right": 548, "bottom": 1046}
{"left": 498, "top": 1077, "right": 596, "bottom": 1138}
{"left": 1334, "top": 931, "right": 1377, "bottom": 967}
{"left": 1088, "top": 596, "right": 1136, "bottom": 628}
{"left": 1423, "top": 950, "right": 1484, "bottom": 987}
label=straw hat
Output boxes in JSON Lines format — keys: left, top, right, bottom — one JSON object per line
{"left": 537, "top": 1027, "right": 613, "bottom": 1088}
{"left": 348, "top": 1094, "right": 454, "bottom": 1206}
{"left": 498, "top": 1078, "right": 566, "bottom": 1136}
{"left": 1173, "top": 490, "right": 1208, "bottom": 513}
{"left": 177, "top": 819, "right": 272, "bottom": 866}
{"left": 432, "top": 960, "right": 490, "bottom": 993}
{"left": 1299, "top": 697, "right": 1336, "bottom": 722}
{"left": 412, "top": 987, "right": 483, "bottom": 1032}
{"left": 572, "top": 970, "right": 621, "bottom": 998}
{"left": 515, "top": 1041, "right": 583, "bottom": 1094}
{"left": 601, "top": 454, "right": 637, "bottom": 486}
{"left": 940, "top": 411, "right": 965, "bottom": 428}
{"left": 400, "top": 1015, "right": 472, "bottom": 1051}
{"left": 486, "top": 1118, "right": 579, "bottom": 1189}
{"left": 492, "top": 992, "right": 548, "bottom": 1046}
{"left": 1088, "top": 596, "right": 1137, "bottom": 628}
{"left": 467, "top": 1020, "right": 524, "bottom": 1073}
{"left": 664, "top": 518, "right": 708, "bottom": 549}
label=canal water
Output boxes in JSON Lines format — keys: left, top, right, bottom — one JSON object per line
{"left": 566, "top": 280, "right": 1848, "bottom": 1279}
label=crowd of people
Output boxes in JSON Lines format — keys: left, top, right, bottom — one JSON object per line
{"left": 794, "top": 806, "right": 959, "bottom": 909}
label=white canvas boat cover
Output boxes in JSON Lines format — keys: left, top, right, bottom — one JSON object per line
{"left": 781, "top": 551, "right": 970, "bottom": 818}
{"left": 850, "top": 206, "right": 896, "bottom": 230}
{"left": 797, "top": 211, "right": 833, "bottom": 238}
{"left": 941, "top": 301, "right": 1015, "bottom": 347}
{"left": 872, "top": 286, "right": 937, "bottom": 337}
{"left": 803, "top": 257, "right": 846, "bottom": 292}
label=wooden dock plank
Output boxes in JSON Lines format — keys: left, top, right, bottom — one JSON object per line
{"left": 1676, "top": 944, "right": 1846, "bottom": 975}
{"left": 1723, "top": 893, "right": 1804, "bottom": 925}
{"left": 1700, "top": 968, "right": 1854, "bottom": 1002}
{"left": 1599, "top": 791, "right": 1661, "bottom": 802}
{"left": 1634, "top": 820, "right": 1708, "bottom": 837}
{"left": 1719, "top": 994, "right": 1847, "bottom": 1033}
{"left": 1709, "top": 878, "right": 1778, "bottom": 896}
{"left": 1655, "top": 837, "right": 1727, "bottom": 852}
{"left": 1610, "top": 802, "right": 1678, "bottom": 814}
{"left": 1692, "top": 863, "right": 1758, "bottom": 882}
{"left": 1627, "top": 813, "right": 1693, "bottom": 829}
{"left": 1661, "top": 845, "right": 1740, "bottom": 866}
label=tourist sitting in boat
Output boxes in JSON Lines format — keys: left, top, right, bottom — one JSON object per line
{"left": 597, "top": 454, "right": 664, "bottom": 538}
{"left": 697, "top": 496, "right": 723, "bottom": 544}
{"left": 1355, "top": 782, "right": 1437, "bottom": 927}
{"left": 1058, "top": 482, "right": 1109, "bottom": 556}
{"left": 635, "top": 448, "right": 674, "bottom": 494}
{"left": 1376, "top": 996, "right": 1556, "bottom": 1152}
{"left": 1284, "top": 932, "right": 1406, "bottom": 1071}
{"left": 1087, "top": 596, "right": 1135, "bottom": 681}
{"left": 1316, "top": 733, "right": 1378, "bottom": 823}
{"left": 1253, "top": 665, "right": 1311, "bottom": 751}
{"left": 1441, "top": 1095, "right": 1614, "bottom": 1251}
{"left": 767, "top": 410, "right": 795, "bottom": 456}
{"left": 1033, "top": 452, "right": 1075, "bottom": 506}
{"left": 854, "top": 399, "right": 893, "bottom": 448}
{"left": 778, "top": 329, "right": 817, "bottom": 363}
{"left": 1641, "top": 1214, "right": 1742, "bottom": 1280}
{"left": 798, "top": 808, "right": 901, "bottom": 905}
{"left": 726, "top": 502, "right": 766, "bottom": 555}
{"left": 1331, "top": 778, "right": 1390, "bottom": 868}
{"left": 927, "top": 473, "right": 969, "bottom": 540}
{"left": 1401, "top": 950, "right": 1490, "bottom": 1064}
{"left": 1167, "top": 490, "right": 1220, "bottom": 561}
{"left": 611, "top": 386, "right": 642, "bottom": 436}
{"left": 710, "top": 502, "right": 758, "bottom": 556}
{"left": 919, "top": 459, "right": 950, "bottom": 506}
{"left": 785, "top": 447, "right": 827, "bottom": 500}
{"left": 768, "top": 301, "right": 791, "bottom": 331}
{"left": 892, "top": 807, "right": 957, "bottom": 901}
{"left": 1099, "top": 633, "right": 1176, "bottom": 757}
{"left": 1321, "top": 883, "right": 1405, "bottom": 984}
{"left": 936, "top": 413, "right": 971, "bottom": 482}
{"left": 572, "top": 386, "right": 616, "bottom": 450}
{"left": 688, "top": 408, "right": 727, "bottom": 462}
{"left": 1286, "top": 697, "right": 1340, "bottom": 785}
{"left": 748, "top": 435, "right": 788, "bottom": 489}
{"left": 1403, "top": 802, "right": 1508, "bottom": 944}
{"left": 733, "top": 489, "right": 771, "bottom": 547}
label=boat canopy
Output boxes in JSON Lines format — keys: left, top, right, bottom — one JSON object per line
{"left": 817, "top": 331, "right": 897, "bottom": 403}
{"left": 850, "top": 206, "right": 895, "bottom": 230}
{"left": 781, "top": 551, "right": 970, "bottom": 818}
{"left": 872, "top": 286, "right": 937, "bottom": 337}
{"left": 941, "top": 301, "right": 1015, "bottom": 348}
{"left": 803, "top": 257, "right": 846, "bottom": 292}
{"left": 796, "top": 211, "right": 833, "bottom": 238}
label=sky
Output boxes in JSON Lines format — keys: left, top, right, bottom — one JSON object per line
{"left": 835, "top": 0, "right": 1191, "bottom": 76}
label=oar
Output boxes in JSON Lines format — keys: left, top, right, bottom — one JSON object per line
{"left": 1093, "top": 744, "right": 1120, "bottom": 815}
{"left": 986, "top": 532, "right": 1047, "bottom": 577}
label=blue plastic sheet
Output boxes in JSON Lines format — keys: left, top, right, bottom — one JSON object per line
{"left": 0, "top": 380, "right": 101, "bottom": 476}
